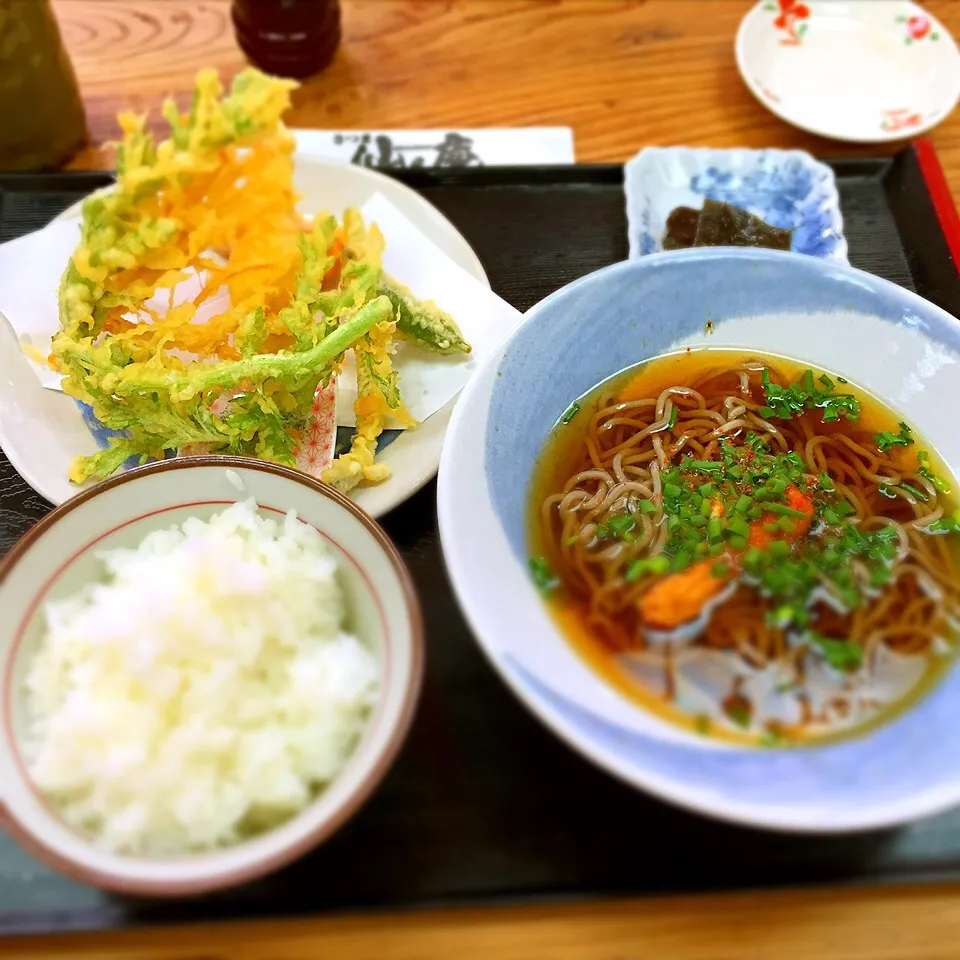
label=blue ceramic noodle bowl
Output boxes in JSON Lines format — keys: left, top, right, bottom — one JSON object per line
{"left": 438, "top": 248, "right": 960, "bottom": 831}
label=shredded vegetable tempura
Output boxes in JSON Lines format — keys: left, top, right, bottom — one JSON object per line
{"left": 53, "top": 68, "right": 469, "bottom": 492}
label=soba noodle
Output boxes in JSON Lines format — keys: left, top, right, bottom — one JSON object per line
{"left": 531, "top": 351, "right": 960, "bottom": 744}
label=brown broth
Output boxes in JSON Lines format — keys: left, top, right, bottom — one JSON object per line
{"left": 527, "top": 349, "right": 960, "bottom": 746}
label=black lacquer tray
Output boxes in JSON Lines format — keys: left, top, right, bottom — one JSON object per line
{"left": 0, "top": 146, "right": 958, "bottom": 935}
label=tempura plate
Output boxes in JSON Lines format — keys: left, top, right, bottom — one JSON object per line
{"left": 0, "top": 159, "right": 489, "bottom": 518}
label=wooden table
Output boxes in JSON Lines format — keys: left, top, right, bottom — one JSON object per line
{"left": 6, "top": 1, "right": 960, "bottom": 956}
{"left": 58, "top": 0, "right": 960, "bottom": 205}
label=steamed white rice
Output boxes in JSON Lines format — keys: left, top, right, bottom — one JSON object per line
{"left": 23, "top": 499, "right": 379, "bottom": 855}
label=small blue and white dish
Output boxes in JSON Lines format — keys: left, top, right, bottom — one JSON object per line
{"left": 625, "top": 147, "right": 848, "bottom": 263}
{"left": 438, "top": 248, "right": 960, "bottom": 832}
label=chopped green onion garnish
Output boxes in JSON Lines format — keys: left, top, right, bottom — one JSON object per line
{"left": 649, "top": 556, "right": 670, "bottom": 574}
{"left": 529, "top": 557, "right": 559, "bottom": 593}
{"left": 728, "top": 515, "right": 750, "bottom": 538}
{"left": 898, "top": 481, "right": 929, "bottom": 502}
{"left": 561, "top": 401, "right": 580, "bottom": 424}
{"left": 874, "top": 421, "right": 913, "bottom": 452}
{"left": 820, "top": 548, "right": 840, "bottom": 568}
{"left": 918, "top": 451, "right": 950, "bottom": 493}
{"left": 625, "top": 555, "right": 670, "bottom": 581}
{"left": 606, "top": 514, "right": 636, "bottom": 538}
{"left": 808, "top": 632, "right": 863, "bottom": 671}
{"left": 765, "top": 502, "right": 808, "bottom": 519}
{"left": 759, "top": 367, "right": 860, "bottom": 423}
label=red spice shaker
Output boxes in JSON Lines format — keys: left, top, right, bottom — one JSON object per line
{"left": 231, "top": 0, "right": 341, "bottom": 79}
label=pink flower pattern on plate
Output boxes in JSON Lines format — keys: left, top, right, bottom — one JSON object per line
{"left": 765, "top": 0, "right": 810, "bottom": 46}
{"left": 897, "top": 14, "right": 940, "bottom": 44}
{"left": 880, "top": 108, "right": 924, "bottom": 133}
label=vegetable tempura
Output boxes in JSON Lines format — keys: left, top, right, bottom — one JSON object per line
{"left": 53, "top": 68, "right": 469, "bottom": 492}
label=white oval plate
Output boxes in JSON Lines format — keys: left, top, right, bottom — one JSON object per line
{"left": 736, "top": 0, "right": 960, "bottom": 143}
{"left": 0, "top": 159, "right": 489, "bottom": 518}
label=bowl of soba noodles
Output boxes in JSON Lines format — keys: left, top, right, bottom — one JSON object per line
{"left": 437, "top": 247, "right": 960, "bottom": 831}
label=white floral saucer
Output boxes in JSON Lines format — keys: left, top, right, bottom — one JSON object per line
{"left": 736, "top": 1, "right": 960, "bottom": 143}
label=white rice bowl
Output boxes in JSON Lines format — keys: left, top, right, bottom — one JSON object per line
{"left": 22, "top": 499, "right": 380, "bottom": 855}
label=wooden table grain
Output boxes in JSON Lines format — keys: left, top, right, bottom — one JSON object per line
{"left": 8, "top": 1, "right": 960, "bottom": 956}
{"left": 56, "top": 0, "right": 960, "bottom": 204}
